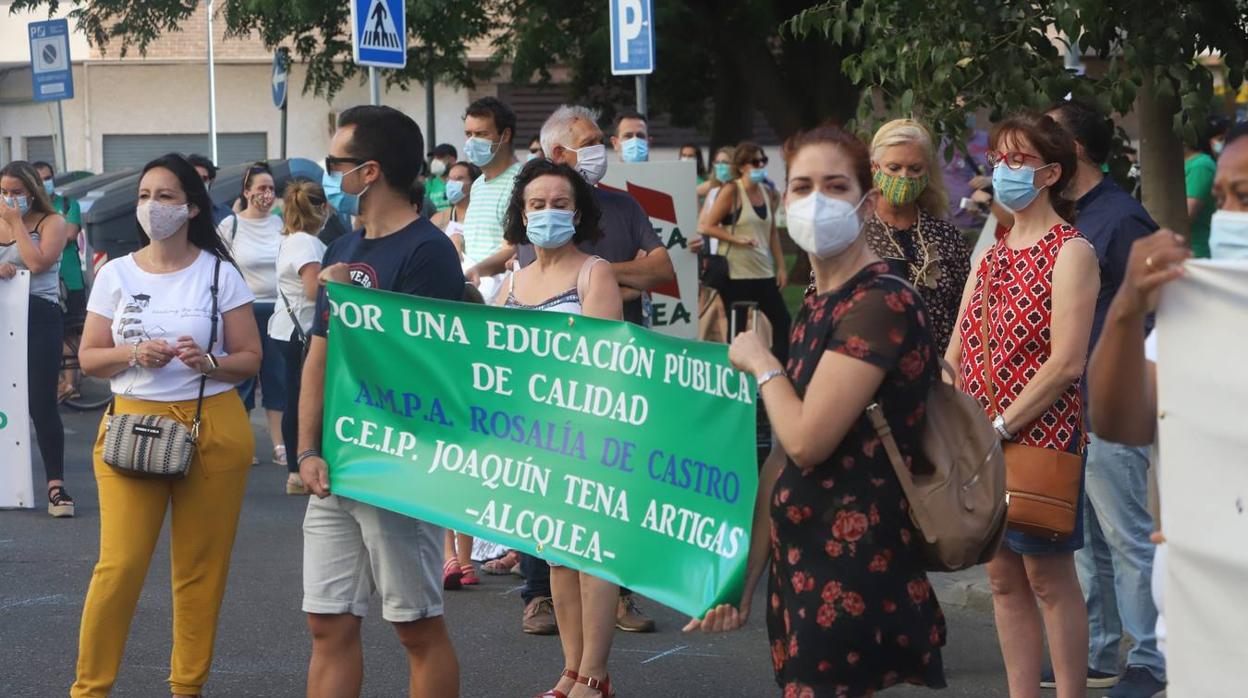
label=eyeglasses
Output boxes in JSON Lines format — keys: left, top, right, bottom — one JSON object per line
{"left": 324, "top": 156, "right": 367, "bottom": 173}
{"left": 987, "top": 151, "right": 1046, "bottom": 170}
{"left": 748, "top": 157, "right": 769, "bottom": 168}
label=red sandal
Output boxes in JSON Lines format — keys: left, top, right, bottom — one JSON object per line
{"left": 442, "top": 558, "right": 463, "bottom": 590}
{"left": 460, "top": 562, "right": 480, "bottom": 586}
{"left": 533, "top": 668, "right": 579, "bottom": 698}
{"left": 576, "top": 674, "right": 615, "bottom": 697}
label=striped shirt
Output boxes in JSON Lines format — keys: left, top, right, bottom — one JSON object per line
{"left": 462, "top": 160, "right": 522, "bottom": 263}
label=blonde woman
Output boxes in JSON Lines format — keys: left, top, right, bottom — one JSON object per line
{"left": 868, "top": 119, "right": 971, "bottom": 351}
{"left": 268, "top": 179, "right": 328, "bottom": 495}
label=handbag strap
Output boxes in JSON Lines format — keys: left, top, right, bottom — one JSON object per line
{"left": 278, "top": 288, "right": 307, "bottom": 344}
{"left": 190, "top": 257, "right": 222, "bottom": 440}
{"left": 865, "top": 403, "right": 937, "bottom": 544}
{"left": 979, "top": 251, "right": 1000, "bottom": 419}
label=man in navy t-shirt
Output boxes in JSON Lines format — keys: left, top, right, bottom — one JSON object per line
{"left": 297, "top": 105, "right": 463, "bottom": 698}
{"left": 1045, "top": 100, "right": 1165, "bottom": 697}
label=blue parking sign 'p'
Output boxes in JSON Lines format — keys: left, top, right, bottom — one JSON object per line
{"left": 28, "top": 19, "right": 74, "bottom": 102}
{"left": 609, "top": 0, "right": 654, "bottom": 76}
{"left": 350, "top": 0, "right": 407, "bottom": 69}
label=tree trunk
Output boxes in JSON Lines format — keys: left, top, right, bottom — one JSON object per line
{"left": 1136, "top": 73, "right": 1189, "bottom": 235}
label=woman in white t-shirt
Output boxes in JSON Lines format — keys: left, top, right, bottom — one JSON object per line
{"left": 217, "top": 161, "right": 289, "bottom": 466}
{"left": 268, "top": 179, "right": 328, "bottom": 495}
{"left": 430, "top": 160, "right": 481, "bottom": 260}
{"left": 73, "top": 154, "right": 261, "bottom": 698}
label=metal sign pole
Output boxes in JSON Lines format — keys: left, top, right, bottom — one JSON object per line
{"left": 635, "top": 75, "right": 647, "bottom": 116}
{"left": 206, "top": 0, "right": 219, "bottom": 163}
{"left": 369, "top": 67, "right": 380, "bottom": 106}
{"left": 425, "top": 45, "right": 435, "bottom": 148}
{"left": 280, "top": 104, "right": 288, "bottom": 159}
{"left": 55, "top": 100, "right": 67, "bottom": 171}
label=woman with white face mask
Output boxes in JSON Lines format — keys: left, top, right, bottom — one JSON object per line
{"left": 74, "top": 153, "right": 261, "bottom": 698}
{"left": 686, "top": 126, "right": 948, "bottom": 697}
{"left": 496, "top": 159, "right": 624, "bottom": 698}
{"left": 217, "top": 162, "right": 289, "bottom": 466}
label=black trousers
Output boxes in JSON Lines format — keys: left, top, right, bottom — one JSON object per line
{"left": 28, "top": 296, "right": 65, "bottom": 483}
{"left": 275, "top": 329, "right": 304, "bottom": 474}
{"left": 720, "top": 277, "right": 792, "bottom": 365}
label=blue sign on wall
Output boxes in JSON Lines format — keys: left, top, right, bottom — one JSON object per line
{"left": 350, "top": 0, "right": 407, "bottom": 69}
{"left": 28, "top": 19, "right": 74, "bottom": 102}
{"left": 609, "top": 0, "right": 654, "bottom": 76}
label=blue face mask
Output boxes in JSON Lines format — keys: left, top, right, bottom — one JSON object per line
{"left": 621, "top": 137, "right": 649, "bottom": 163}
{"left": 3, "top": 195, "right": 30, "bottom": 216}
{"left": 43, "top": 179, "right": 55, "bottom": 196}
{"left": 526, "top": 209, "right": 577, "bottom": 249}
{"left": 445, "top": 179, "right": 466, "bottom": 205}
{"left": 1210, "top": 210, "right": 1248, "bottom": 260}
{"left": 465, "top": 137, "right": 498, "bottom": 167}
{"left": 714, "top": 162, "right": 732, "bottom": 182}
{"left": 991, "top": 163, "right": 1052, "bottom": 212}
{"left": 322, "top": 164, "right": 367, "bottom": 217}
{"left": 748, "top": 168, "right": 767, "bottom": 184}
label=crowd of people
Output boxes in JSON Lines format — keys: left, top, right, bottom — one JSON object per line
{"left": 1, "top": 88, "right": 1242, "bottom": 697}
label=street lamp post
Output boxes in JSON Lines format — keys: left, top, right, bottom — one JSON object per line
{"left": 206, "top": 0, "right": 219, "bottom": 163}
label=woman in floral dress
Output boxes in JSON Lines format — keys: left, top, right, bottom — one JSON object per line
{"left": 687, "top": 125, "right": 946, "bottom": 697}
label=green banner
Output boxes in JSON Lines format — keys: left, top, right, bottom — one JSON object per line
{"left": 322, "top": 282, "right": 758, "bottom": 617}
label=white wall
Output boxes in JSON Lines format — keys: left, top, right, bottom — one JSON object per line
{"left": 0, "top": 60, "right": 470, "bottom": 172}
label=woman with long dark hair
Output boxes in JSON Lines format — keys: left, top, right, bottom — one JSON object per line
{"left": 0, "top": 160, "right": 71, "bottom": 516}
{"left": 73, "top": 153, "right": 261, "bottom": 698}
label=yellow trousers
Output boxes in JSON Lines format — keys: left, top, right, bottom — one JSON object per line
{"left": 71, "top": 390, "right": 253, "bottom": 697}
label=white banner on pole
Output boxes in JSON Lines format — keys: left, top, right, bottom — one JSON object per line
{"left": 1155, "top": 260, "right": 1248, "bottom": 698}
{"left": 1, "top": 271, "right": 35, "bottom": 509}
{"left": 599, "top": 161, "right": 698, "bottom": 339}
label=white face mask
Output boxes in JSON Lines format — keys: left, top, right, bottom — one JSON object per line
{"left": 1210, "top": 209, "right": 1248, "bottom": 260}
{"left": 570, "top": 143, "right": 608, "bottom": 186}
{"left": 785, "top": 192, "right": 867, "bottom": 259}
{"left": 137, "top": 200, "right": 190, "bottom": 241}
{"left": 430, "top": 159, "right": 448, "bottom": 177}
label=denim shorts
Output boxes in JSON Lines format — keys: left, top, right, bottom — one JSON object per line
{"left": 302, "top": 495, "right": 444, "bottom": 622}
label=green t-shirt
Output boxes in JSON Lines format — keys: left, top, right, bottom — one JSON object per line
{"left": 1185, "top": 152, "right": 1217, "bottom": 258}
{"left": 53, "top": 194, "right": 85, "bottom": 291}
{"left": 426, "top": 176, "right": 450, "bottom": 212}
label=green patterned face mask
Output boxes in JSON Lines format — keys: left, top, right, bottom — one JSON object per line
{"left": 873, "top": 169, "right": 929, "bottom": 206}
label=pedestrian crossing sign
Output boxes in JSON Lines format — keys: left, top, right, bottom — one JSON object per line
{"left": 350, "top": 0, "right": 406, "bottom": 68}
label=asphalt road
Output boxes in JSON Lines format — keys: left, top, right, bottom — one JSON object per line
{"left": 0, "top": 406, "right": 1102, "bottom": 697}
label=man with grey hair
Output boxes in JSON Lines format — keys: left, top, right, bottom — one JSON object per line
{"left": 471, "top": 104, "right": 675, "bottom": 636}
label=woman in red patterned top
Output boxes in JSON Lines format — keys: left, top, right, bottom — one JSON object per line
{"left": 946, "top": 112, "right": 1100, "bottom": 698}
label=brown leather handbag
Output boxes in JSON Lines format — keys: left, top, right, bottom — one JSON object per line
{"left": 980, "top": 260, "right": 1083, "bottom": 542}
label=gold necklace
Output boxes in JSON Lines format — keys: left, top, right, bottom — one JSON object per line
{"left": 876, "top": 211, "right": 943, "bottom": 290}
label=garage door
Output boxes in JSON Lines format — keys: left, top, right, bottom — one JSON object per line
{"left": 24, "top": 136, "right": 55, "bottom": 165}
{"left": 102, "top": 133, "right": 267, "bottom": 172}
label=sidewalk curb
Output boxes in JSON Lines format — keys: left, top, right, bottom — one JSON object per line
{"left": 931, "top": 569, "right": 994, "bottom": 613}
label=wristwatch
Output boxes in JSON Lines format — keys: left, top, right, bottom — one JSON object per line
{"left": 756, "top": 368, "right": 786, "bottom": 390}
{"left": 201, "top": 353, "right": 220, "bottom": 375}
{"left": 992, "top": 414, "right": 1015, "bottom": 441}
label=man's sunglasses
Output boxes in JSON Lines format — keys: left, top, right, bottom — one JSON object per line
{"left": 748, "top": 157, "right": 769, "bottom": 168}
{"left": 324, "top": 156, "right": 367, "bottom": 173}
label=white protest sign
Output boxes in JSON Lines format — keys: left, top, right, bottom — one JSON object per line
{"left": 1155, "top": 260, "right": 1248, "bottom": 698}
{"left": 1, "top": 271, "right": 34, "bottom": 509}
{"left": 599, "top": 161, "right": 698, "bottom": 339}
